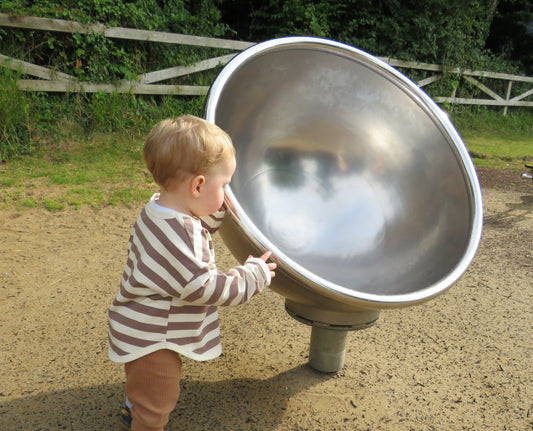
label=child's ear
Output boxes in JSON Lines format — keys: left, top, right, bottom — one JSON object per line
{"left": 191, "top": 175, "right": 205, "bottom": 197}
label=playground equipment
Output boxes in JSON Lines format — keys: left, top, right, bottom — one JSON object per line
{"left": 205, "top": 37, "right": 483, "bottom": 372}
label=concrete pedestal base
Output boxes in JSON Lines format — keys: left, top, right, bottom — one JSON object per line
{"left": 308, "top": 326, "right": 349, "bottom": 372}
{"left": 284, "top": 300, "right": 380, "bottom": 372}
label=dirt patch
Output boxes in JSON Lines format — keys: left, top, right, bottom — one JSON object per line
{"left": 0, "top": 168, "right": 532, "bottom": 430}
{"left": 476, "top": 166, "right": 533, "bottom": 193}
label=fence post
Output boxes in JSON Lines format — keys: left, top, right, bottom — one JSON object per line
{"left": 503, "top": 80, "right": 513, "bottom": 116}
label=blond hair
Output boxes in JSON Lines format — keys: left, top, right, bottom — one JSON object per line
{"left": 143, "top": 115, "right": 235, "bottom": 189}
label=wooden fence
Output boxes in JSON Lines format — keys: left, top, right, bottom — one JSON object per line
{"left": 1, "top": 13, "right": 532, "bottom": 115}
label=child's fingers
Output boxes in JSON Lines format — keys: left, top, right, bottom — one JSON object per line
{"left": 260, "top": 250, "right": 272, "bottom": 261}
{"left": 246, "top": 252, "right": 276, "bottom": 277}
{"left": 247, "top": 251, "right": 276, "bottom": 277}
{"left": 267, "top": 262, "right": 277, "bottom": 277}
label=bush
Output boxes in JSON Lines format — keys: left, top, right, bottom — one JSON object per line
{"left": 0, "top": 69, "right": 31, "bottom": 159}
{"left": 450, "top": 106, "right": 533, "bottom": 135}
{"left": 0, "top": 1, "right": 227, "bottom": 159}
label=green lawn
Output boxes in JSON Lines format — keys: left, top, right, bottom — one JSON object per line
{"left": 0, "top": 128, "right": 531, "bottom": 211}
{"left": 461, "top": 130, "right": 532, "bottom": 169}
{"left": 0, "top": 134, "right": 153, "bottom": 211}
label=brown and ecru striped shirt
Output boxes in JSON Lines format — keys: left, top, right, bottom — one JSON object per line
{"left": 108, "top": 194, "right": 271, "bottom": 363}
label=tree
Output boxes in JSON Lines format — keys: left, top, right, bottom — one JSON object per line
{"left": 485, "top": 0, "right": 533, "bottom": 74}
{"left": 220, "top": 0, "right": 511, "bottom": 71}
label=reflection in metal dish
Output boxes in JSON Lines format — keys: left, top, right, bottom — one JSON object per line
{"left": 204, "top": 37, "right": 483, "bottom": 371}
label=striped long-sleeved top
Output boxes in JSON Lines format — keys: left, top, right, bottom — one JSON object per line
{"left": 108, "top": 194, "right": 271, "bottom": 363}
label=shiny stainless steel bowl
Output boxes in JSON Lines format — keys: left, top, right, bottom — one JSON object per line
{"left": 205, "top": 37, "right": 482, "bottom": 369}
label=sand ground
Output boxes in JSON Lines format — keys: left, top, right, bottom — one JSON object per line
{"left": 0, "top": 168, "right": 532, "bottom": 430}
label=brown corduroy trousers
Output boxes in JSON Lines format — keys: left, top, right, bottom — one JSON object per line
{"left": 125, "top": 349, "right": 182, "bottom": 431}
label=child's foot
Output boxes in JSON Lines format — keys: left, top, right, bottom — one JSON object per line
{"left": 118, "top": 405, "right": 131, "bottom": 430}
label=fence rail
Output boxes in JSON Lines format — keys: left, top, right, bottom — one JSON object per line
{"left": 1, "top": 13, "right": 532, "bottom": 114}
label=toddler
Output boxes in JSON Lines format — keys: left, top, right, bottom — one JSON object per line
{"left": 108, "top": 115, "right": 276, "bottom": 431}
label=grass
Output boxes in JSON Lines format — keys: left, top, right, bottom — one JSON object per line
{"left": 452, "top": 109, "right": 532, "bottom": 170}
{"left": 460, "top": 129, "right": 532, "bottom": 169}
{"left": 0, "top": 112, "right": 531, "bottom": 211}
{"left": 0, "top": 133, "right": 155, "bottom": 210}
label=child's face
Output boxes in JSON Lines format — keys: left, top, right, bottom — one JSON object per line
{"left": 193, "top": 156, "right": 236, "bottom": 217}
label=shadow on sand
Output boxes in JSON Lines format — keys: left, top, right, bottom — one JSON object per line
{"left": 1, "top": 364, "right": 333, "bottom": 430}
{"left": 484, "top": 194, "right": 533, "bottom": 228}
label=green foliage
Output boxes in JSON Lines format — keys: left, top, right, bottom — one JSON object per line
{"left": 245, "top": 0, "right": 495, "bottom": 71}
{"left": 452, "top": 106, "right": 533, "bottom": 135}
{"left": 0, "top": 86, "right": 204, "bottom": 159}
{"left": 486, "top": 0, "right": 533, "bottom": 75}
{"left": 0, "top": 0, "right": 230, "bottom": 82}
{"left": 222, "top": 0, "right": 526, "bottom": 108}
{"left": 0, "top": 69, "right": 32, "bottom": 160}
{"left": 222, "top": 0, "right": 528, "bottom": 76}
{"left": 0, "top": 1, "right": 225, "bottom": 158}
{"left": 76, "top": 92, "right": 205, "bottom": 134}
{"left": 0, "top": 0, "right": 531, "bottom": 163}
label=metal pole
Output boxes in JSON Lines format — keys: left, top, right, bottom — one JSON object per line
{"left": 308, "top": 326, "right": 349, "bottom": 373}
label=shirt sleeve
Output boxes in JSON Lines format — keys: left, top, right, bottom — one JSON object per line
{"left": 125, "top": 208, "right": 269, "bottom": 307}
{"left": 180, "top": 257, "right": 271, "bottom": 307}
{"left": 177, "top": 215, "right": 270, "bottom": 307}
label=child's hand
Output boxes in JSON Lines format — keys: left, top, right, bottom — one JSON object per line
{"left": 248, "top": 251, "right": 277, "bottom": 278}
{"left": 260, "top": 250, "right": 277, "bottom": 278}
